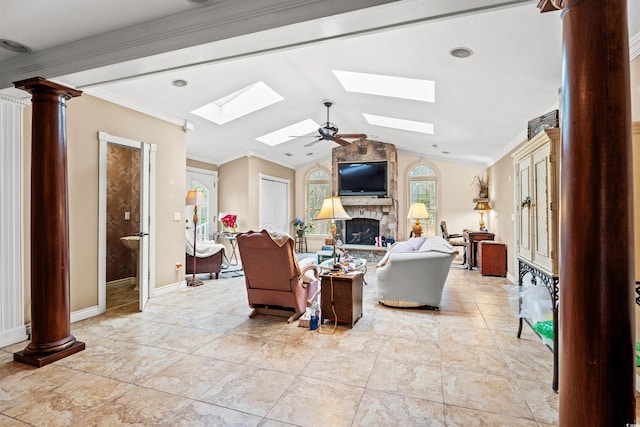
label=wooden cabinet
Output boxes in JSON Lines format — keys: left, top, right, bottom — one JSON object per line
{"left": 320, "top": 271, "right": 363, "bottom": 328}
{"left": 512, "top": 128, "right": 560, "bottom": 276}
{"left": 479, "top": 241, "right": 507, "bottom": 277}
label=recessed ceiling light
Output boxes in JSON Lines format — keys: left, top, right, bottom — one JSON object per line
{"left": 256, "top": 119, "right": 320, "bottom": 146}
{"left": 363, "top": 113, "right": 434, "bottom": 135}
{"left": 333, "top": 70, "right": 435, "bottom": 103}
{"left": 450, "top": 47, "right": 473, "bottom": 58}
{"left": 307, "top": 153, "right": 314, "bottom": 156}
{"left": 191, "top": 81, "right": 283, "bottom": 125}
{"left": 285, "top": 153, "right": 293, "bottom": 157}
{"left": 0, "top": 39, "right": 31, "bottom": 53}
{"left": 172, "top": 79, "right": 188, "bottom": 87}
{"left": 442, "top": 151, "right": 450, "bottom": 154}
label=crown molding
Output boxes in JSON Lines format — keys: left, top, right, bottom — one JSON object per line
{"left": 0, "top": 0, "right": 398, "bottom": 89}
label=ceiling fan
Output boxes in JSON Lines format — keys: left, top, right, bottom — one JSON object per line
{"left": 303, "top": 101, "right": 367, "bottom": 147}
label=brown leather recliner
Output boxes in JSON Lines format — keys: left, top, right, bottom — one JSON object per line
{"left": 237, "top": 229, "right": 318, "bottom": 322}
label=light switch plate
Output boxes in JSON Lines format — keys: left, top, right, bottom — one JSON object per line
{"left": 173, "top": 212, "right": 181, "bottom": 221}
{"left": 124, "top": 211, "right": 130, "bottom": 220}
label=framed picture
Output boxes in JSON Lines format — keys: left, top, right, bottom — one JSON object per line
{"left": 528, "top": 110, "right": 559, "bottom": 140}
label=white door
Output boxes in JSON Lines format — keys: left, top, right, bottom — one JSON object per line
{"left": 186, "top": 168, "right": 218, "bottom": 240}
{"left": 259, "top": 174, "right": 289, "bottom": 232}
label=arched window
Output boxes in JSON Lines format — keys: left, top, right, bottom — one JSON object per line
{"left": 407, "top": 162, "right": 438, "bottom": 237}
{"left": 306, "top": 167, "right": 331, "bottom": 235}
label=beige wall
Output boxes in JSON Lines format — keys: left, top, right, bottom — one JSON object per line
{"left": 218, "top": 156, "right": 295, "bottom": 232}
{"left": 23, "top": 94, "right": 186, "bottom": 318}
{"left": 487, "top": 145, "right": 519, "bottom": 277}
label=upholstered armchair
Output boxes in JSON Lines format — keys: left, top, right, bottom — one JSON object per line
{"left": 376, "top": 236, "right": 456, "bottom": 309}
{"left": 237, "top": 229, "right": 318, "bottom": 322}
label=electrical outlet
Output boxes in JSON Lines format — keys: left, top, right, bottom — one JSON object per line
{"left": 173, "top": 212, "right": 181, "bottom": 221}
{"left": 124, "top": 211, "right": 130, "bottom": 220}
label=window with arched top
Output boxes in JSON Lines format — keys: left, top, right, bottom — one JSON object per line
{"left": 407, "top": 162, "right": 438, "bottom": 237}
{"left": 306, "top": 167, "right": 331, "bottom": 235}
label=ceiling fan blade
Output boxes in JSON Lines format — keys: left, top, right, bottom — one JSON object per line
{"left": 304, "top": 138, "right": 322, "bottom": 147}
{"left": 332, "top": 136, "right": 351, "bottom": 146}
{"left": 337, "top": 133, "right": 367, "bottom": 139}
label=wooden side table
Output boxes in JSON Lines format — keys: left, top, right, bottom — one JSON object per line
{"left": 295, "top": 235, "right": 308, "bottom": 253}
{"left": 463, "top": 230, "right": 495, "bottom": 269}
{"left": 320, "top": 271, "right": 364, "bottom": 328}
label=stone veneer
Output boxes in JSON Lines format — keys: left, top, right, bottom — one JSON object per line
{"left": 332, "top": 139, "right": 398, "bottom": 242}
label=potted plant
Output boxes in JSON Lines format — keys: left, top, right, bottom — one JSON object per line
{"left": 292, "top": 217, "right": 314, "bottom": 236}
{"left": 473, "top": 175, "right": 489, "bottom": 198}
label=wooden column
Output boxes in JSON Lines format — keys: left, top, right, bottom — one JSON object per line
{"left": 13, "top": 77, "right": 85, "bottom": 367}
{"left": 539, "top": 0, "right": 635, "bottom": 424}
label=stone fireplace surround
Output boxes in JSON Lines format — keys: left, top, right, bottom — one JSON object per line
{"left": 332, "top": 139, "right": 398, "bottom": 246}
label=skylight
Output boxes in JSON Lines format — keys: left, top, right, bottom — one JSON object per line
{"left": 256, "top": 119, "right": 320, "bottom": 146}
{"left": 363, "top": 113, "right": 434, "bottom": 134}
{"left": 191, "top": 81, "right": 283, "bottom": 125}
{"left": 333, "top": 70, "right": 435, "bottom": 102}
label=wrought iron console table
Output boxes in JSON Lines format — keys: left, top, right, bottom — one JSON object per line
{"left": 517, "top": 258, "right": 559, "bottom": 392}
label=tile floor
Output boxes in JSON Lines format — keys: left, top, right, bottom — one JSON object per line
{"left": 0, "top": 265, "right": 562, "bottom": 426}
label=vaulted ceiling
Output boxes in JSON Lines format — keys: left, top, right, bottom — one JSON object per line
{"left": 1, "top": 0, "right": 638, "bottom": 168}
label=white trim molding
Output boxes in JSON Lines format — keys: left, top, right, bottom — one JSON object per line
{"left": 0, "top": 96, "right": 26, "bottom": 347}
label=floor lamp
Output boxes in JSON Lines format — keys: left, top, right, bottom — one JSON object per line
{"left": 314, "top": 196, "right": 351, "bottom": 270}
{"left": 186, "top": 190, "right": 205, "bottom": 287}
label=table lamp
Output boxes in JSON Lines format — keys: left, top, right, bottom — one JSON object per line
{"left": 186, "top": 190, "right": 205, "bottom": 286}
{"left": 314, "top": 196, "right": 351, "bottom": 270}
{"left": 474, "top": 200, "right": 492, "bottom": 230}
{"left": 407, "top": 202, "right": 430, "bottom": 237}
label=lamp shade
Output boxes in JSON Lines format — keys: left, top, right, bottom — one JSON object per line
{"left": 314, "top": 197, "right": 352, "bottom": 221}
{"left": 185, "top": 190, "right": 205, "bottom": 206}
{"left": 407, "top": 202, "right": 430, "bottom": 220}
{"left": 474, "top": 200, "right": 492, "bottom": 211}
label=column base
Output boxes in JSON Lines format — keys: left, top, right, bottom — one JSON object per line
{"left": 14, "top": 341, "right": 85, "bottom": 368}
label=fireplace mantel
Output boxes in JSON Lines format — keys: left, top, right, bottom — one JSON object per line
{"left": 340, "top": 197, "right": 392, "bottom": 206}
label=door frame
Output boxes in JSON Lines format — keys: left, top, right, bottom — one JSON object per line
{"left": 186, "top": 166, "right": 218, "bottom": 237}
{"left": 98, "top": 131, "right": 156, "bottom": 312}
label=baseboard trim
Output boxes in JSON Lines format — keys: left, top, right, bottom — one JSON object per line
{"left": 506, "top": 272, "right": 516, "bottom": 285}
{"left": 0, "top": 326, "right": 28, "bottom": 348}
{"left": 71, "top": 305, "right": 102, "bottom": 323}
{"left": 153, "top": 280, "right": 187, "bottom": 297}
{"left": 106, "top": 277, "right": 136, "bottom": 289}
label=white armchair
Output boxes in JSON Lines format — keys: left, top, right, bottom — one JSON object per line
{"left": 376, "top": 236, "right": 456, "bottom": 308}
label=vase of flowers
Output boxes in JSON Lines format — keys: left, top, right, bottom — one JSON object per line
{"left": 292, "top": 217, "right": 314, "bottom": 236}
{"left": 221, "top": 214, "right": 237, "bottom": 232}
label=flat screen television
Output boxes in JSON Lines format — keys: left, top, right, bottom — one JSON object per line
{"left": 338, "top": 161, "right": 388, "bottom": 197}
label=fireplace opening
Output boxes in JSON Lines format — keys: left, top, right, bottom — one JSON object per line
{"left": 345, "top": 218, "right": 380, "bottom": 245}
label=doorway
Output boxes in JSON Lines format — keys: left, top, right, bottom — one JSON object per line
{"left": 186, "top": 167, "right": 218, "bottom": 241}
{"left": 98, "top": 132, "right": 156, "bottom": 313}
